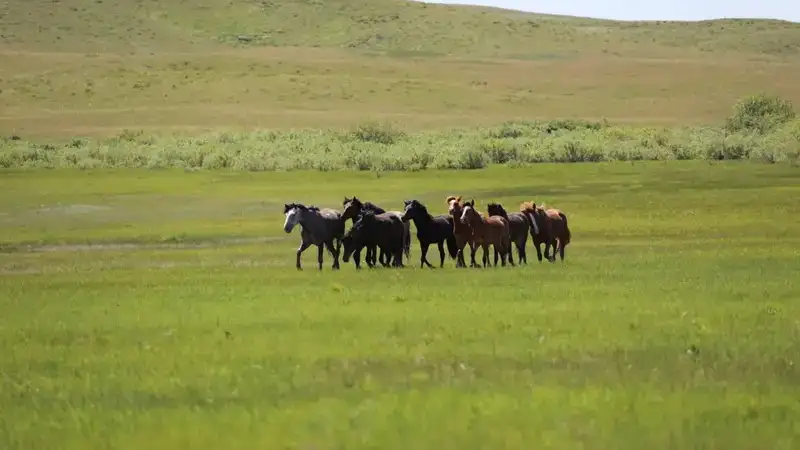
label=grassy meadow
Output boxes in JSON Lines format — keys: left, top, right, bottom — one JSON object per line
{"left": 2, "top": 0, "right": 800, "bottom": 448}
{"left": 2, "top": 163, "right": 800, "bottom": 449}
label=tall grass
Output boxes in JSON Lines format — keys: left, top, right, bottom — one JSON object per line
{"left": 3, "top": 96, "right": 798, "bottom": 171}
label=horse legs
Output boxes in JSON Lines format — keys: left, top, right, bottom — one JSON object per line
{"left": 366, "top": 245, "right": 376, "bottom": 267}
{"left": 419, "top": 242, "right": 433, "bottom": 269}
{"left": 456, "top": 247, "right": 465, "bottom": 268}
{"left": 317, "top": 244, "right": 327, "bottom": 270}
{"left": 545, "top": 239, "right": 556, "bottom": 263}
{"left": 437, "top": 241, "right": 445, "bottom": 268}
{"left": 454, "top": 238, "right": 466, "bottom": 268}
{"left": 380, "top": 245, "right": 391, "bottom": 267}
{"left": 558, "top": 238, "right": 566, "bottom": 262}
{"left": 517, "top": 240, "right": 526, "bottom": 265}
{"left": 353, "top": 247, "right": 365, "bottom": 269}
{"left": 296, "top": 241, "right": 311, "bottom": 270}
{"left": 481, "top": 243, "right": 490, "bottom": 268}
{"left": 392, "top": 243, "right": 404, "bottom": 268}
{"left": 325, "top": 240, "right": 340, "bottom": 270}
{"left": 469, "top": 242, "right": 479, "bottom": 268}
{"left": 533, "top": 240, "right": 544, "bottom": 262}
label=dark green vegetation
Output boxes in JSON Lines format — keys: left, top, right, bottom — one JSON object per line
{"left": 2, "top": 94, "right": 798, "bottom": 170}
{"left": 2, "top": 163, "right": 799, "bottom": 449}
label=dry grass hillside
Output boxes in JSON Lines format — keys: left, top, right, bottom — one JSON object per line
{"left": 1, "top": 0, "right": 799, "bottom": 137}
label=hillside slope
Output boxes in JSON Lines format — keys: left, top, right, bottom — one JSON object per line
{"left": 2, "top": 0, "right": 799, "bottom": 58}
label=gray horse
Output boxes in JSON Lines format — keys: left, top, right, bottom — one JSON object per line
{"left": 283, "top": 203, "right": 345, "bottom": 270}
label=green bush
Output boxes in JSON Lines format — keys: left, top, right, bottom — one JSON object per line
{"left": 3, "top": 107, "right": 800, "bottom": 171}
{"left": 725, "top": 93, "right": 795, "bottom": 134}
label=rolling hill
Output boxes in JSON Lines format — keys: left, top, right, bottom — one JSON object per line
{"left": 2, "top": 0, "right": 799, "bottom": 58}
{"left": 1, "top": 0, "right": 799, "bottom": 137}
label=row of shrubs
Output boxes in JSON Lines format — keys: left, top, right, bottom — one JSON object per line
{"left": 2, "top": 95, "right": 798, "bottom": 171}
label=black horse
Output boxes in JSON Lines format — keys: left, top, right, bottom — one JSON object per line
{"left": 400, "top": 199, "right": 459, "bottom": 268}
{"left": 342, "top": 197, "right": 411, "bottom": 267}
{"left": 487, "top": 202, "right": 529, "bottom": 265}
{"left": 341, "top": 210, "right": 406, "bottom": 268}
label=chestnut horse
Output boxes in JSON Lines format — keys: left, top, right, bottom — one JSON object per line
{"left": 446, "top": 195, "right": 472, "bottom": 268}
{"left": 519, "top": 201, "right": 571, "bottom": 263}
{"left": 460, "top": 199, "right": 514, "bottom": 267}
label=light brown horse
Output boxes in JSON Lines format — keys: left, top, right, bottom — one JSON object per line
{"left": 446, "top": 195, "right": 472, "bottom": 268}
{"left": 520, "top": 201, "right": 571, "bottom": 263}
{"left": 460, "top": 199, "right": 514, "bottom": 268}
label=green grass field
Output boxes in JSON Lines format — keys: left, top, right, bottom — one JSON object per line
{"left": 2, "top": 0, "right": 800, "bottom": 448}
{"left": 2, "top": 163, "right": 800, "bottom": 449}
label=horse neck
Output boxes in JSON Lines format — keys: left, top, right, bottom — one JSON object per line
{"left": 298, "top": 210, "right": 320, "bottom": 231}
{"left": 411, "top": 209, "right": 435, "bottom": 228}
{"left": 491, "top": 209, "right": 508, "bottom": 219}
{"left": 466, "top": 211, "right": 486, "bottom": 230}
{"left": 451, "top": 209, "right": 469, "bottom": 229}
{"left": 526, "top": 210, "right": 543, "bottom": 232}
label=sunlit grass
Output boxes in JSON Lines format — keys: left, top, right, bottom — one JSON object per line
{"left": 1, "top": 162, "right": 799, "bottom": 449}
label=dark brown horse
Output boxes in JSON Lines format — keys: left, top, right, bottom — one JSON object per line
{"left": 446, "top": 195, "right": 472, "bottom": 268}
{"left": 401, "top": 199, "right": 459, "bottom": 268}
{"left": 342, "top": 197, "right": 411, "bottom": 267}
{"left": 487, "top": 202, "right": 528, "bottom": 265}
{"left": 520, "top": 201, "right": 571, "bottom": 263}
{"left": 341, "top": 209, "right": 406, "bottom": 268}
{"left": 460, "top": 199, "right": 514, "bottom": 267}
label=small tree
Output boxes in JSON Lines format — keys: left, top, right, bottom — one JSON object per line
{"left": 725, "top": 93, "right": 795, "bottom": 134}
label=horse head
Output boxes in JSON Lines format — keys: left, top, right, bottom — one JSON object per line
{"left": 519, "top": 201, "right": 541, "bottom": 236}
{"left": 487, "top": 202, "right": 508, "bottom": 219}
{"left": 283, "top": 202, "right": 307, "bottom": 233}
{"left": 342, "top": 196, "right": 364, "bottom": 221}
{"left": 401, "top": 199, "right": 415, "bottom": 222}
{"left": 460, "top": 199, "right": 478, "bottom": 225}
{"left": 446, "top": 195, "right": 463, "bottom": 216}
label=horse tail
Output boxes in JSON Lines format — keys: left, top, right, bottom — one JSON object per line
{"left": 403, "top": 221, "right": 411, "bottom": 258}
{"left": 503, "top": 221, "right": 512, "bottom": 253}
{"left": 446, "top": 234, "right": 459, "bottom": 259}
{"left": 560, "top": 212, "right": 571, "bottom": 246}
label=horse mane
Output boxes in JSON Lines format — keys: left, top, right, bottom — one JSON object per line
{"left": 284, "top": 202, "right": 308, "bottom": 213}
{"left": 343, "top": 196, "right": 363, "bottom": 207}
{"left": 487, "top": 202, "right": 508, "bottom": 218}
{"left": 363, "top": 201, "right": 384, "bottom": 213}
{"left": 405, "top": 199, "right": 432, "bottom": 219}
{"left": 445, "top": 195, "right": 462, "bottom": 205}
{"left": 462, "top": 199, "right": 483, "bottom": 219}
{"left": 412, "top": 199, "right": 427, "bottom": 212}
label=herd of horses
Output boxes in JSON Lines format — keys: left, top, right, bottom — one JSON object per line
{"left": 282, "top": 196, "right": 571, "bottom": 270}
